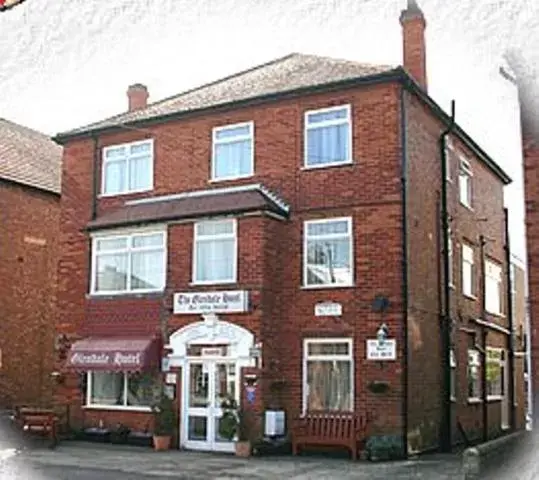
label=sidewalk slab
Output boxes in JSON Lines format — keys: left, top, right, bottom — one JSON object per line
{"left": 18, "top": 441, "right": 463, "bottom": 479}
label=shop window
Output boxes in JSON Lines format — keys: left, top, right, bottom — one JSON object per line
{"left": 486, "top": 348, "right": 505, "bottom": 400}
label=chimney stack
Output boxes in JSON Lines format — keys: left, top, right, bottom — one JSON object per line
{"left": 127, "top": 83, "right": 149, "bottom": 112}
{"left": 400, "top": 0, "right": 428, "bottom": 91}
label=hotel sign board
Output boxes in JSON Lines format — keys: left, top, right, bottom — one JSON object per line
{"left": 173, "top": 290, "right": 249, "bottom": 315}
{"left": 366, "top": 339, "right": 397, "bottom": 361}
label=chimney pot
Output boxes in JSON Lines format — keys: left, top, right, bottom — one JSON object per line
{"left": 400, "top": 0, "right": 428, "bottom": 91}
{"left": 127, "top": 83, "right": 149, "bottom": 112}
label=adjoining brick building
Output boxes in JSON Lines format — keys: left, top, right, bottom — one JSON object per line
{"left": 53, "top": 0, "right": 525, "bottom": 455}
{"left": 0, "top": 118, "right": 62, "bottom": 408}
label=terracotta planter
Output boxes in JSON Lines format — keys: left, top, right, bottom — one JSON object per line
{"left": 235, "top": 440, "right": 251, "bottom": 457}
{"left": 153, "top": 435, "right": 172, "bottom": 451}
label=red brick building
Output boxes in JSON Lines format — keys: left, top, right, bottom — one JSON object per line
{"left": 53, "top": 1, "right": 524, "bottom": 456}
{"left": 0, "top": 118, "right": 62, "bottom": 408}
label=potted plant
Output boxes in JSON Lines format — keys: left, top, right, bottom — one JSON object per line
{"left": 219, "top": 395, "right": 253, "bottom": 457}
{"left": 151, "top": 393, "right": 177, "bottom": 451}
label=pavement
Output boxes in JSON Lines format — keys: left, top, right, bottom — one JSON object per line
{"left": 0, "top": 441, "right": 466, "bottom": 480}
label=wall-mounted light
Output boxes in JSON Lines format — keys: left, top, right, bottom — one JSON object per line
{"left": 377, "top": 323, "right": 389, "bottom": 346}
{"left": 50, "top": 371, "right": 65, "bottom": 385}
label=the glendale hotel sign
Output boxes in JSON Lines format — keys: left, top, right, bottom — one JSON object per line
{"left": 173, "top": 290, "right": 249, "bottom": 314}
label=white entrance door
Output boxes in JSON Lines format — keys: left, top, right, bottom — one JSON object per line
{"left": 184, "top": 360, "right": 238, "bottom": 452}
{"left": 501, "top": 351, "right": 510, "bottom": 430}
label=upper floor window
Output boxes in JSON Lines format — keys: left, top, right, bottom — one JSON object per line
{"left": 450, "top": 349, "right": 457, "bottom": 401}
{"left": 193, "top": 219, "right": 237, "bottom": 284}
{"left": 445, "top": 138, "right": 454, "bottom": 182}
{"left": 447, "top": 228, "right": 454, "bottom": 287}
{"left": 485, "top": 259, "right": 503, "bottom": 315}
{"left": 304, "top": 217, "right": 353, "bottom": 288}
{"left": 468, "top": 349, "right": 482, "bottom": 401}
{"left": 91, "top": 230, "right": 166, "bottom": 294}
{"left": 304, "top": 105, "right": 352, "bottom": 168}
{"left": 212, "top": 122, "right": 254, "bottom": 181}
{"left": 102, "top": 140, "right": 154, "bottom": 196}
{"left": 459, "top": 157, "right": 473, "bottom": 208}
{"left": 462, "top": 243, "right": 475, "bottom": 298}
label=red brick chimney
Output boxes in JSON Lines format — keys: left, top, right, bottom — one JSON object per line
{"left": 127, "top": 83, "right": 149, "bottom": 111}
{"left": 399, "top": 0, "right": 428, "bottom": 91}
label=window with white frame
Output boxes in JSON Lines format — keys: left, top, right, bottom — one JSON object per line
{"left": 87, "top": 371, "right": 161, "bottom": 409}
{"left": 102, "top": 140, "right": 153, "bottom": 195}
{"left": 467, "top": 349, "right": 481, "bottom": 400}
{"left": 303, "top": 339, "right": 353, "bottom": 412}
{"left": 445, "top": 139, "right": 454, "bottom": 181}
{"left": 212, "top": 122, "right": 254, "bottom": 181}
{"left": 510, "top": 263, "right": 517, "bottom": 318}
{"left": 486, "top": 348, "right": 505, "bottom": 400}
{"left": 462, "top": 243, "right": 475, "bottom": 297}
{"left": 91, "top": 231, "right": 166, "bottom": 294}
{"left": 459, "top": 157, "right": 473, "bottom": 208}
{"left": 450, "top": 349, "right": 457, "bottom": 401}
{"left": 304, "top": 217, "right": 353, "bottom": 287}
{"left": 485, "top": 260, "right": 503, "bottom": 315}
{"left": 304, "top": 105, "right": 351, "bottom": 168}
{"left": 193, "top": 219, "right": 237, "bottom": 284}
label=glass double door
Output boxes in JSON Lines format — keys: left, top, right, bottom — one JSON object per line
{"left": 184, "top": 360, "right": 238, "bottom": 452}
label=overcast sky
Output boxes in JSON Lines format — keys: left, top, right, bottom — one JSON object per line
{"left": 0, "top": 0, "right": 537, "bottom": 262}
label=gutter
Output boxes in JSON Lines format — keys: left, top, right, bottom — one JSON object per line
{"left": 399, "top": 86, "right": 409, "bottom": 459}
{"left": 439, "top": 99, "right": 455, "bottom": 453}
{"left": 504, "top": 207, "right": 516, "bottom": 430}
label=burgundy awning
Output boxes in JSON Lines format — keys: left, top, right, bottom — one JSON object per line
{"left": 66, "top": 337, "right": 160, "bottom": 372}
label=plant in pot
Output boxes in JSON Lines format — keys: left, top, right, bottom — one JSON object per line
{"left": 219, "top": 395, "right": 252, "bottom": 457}
{"left": 151, "top": 393, "right": 177, "bottom": 451}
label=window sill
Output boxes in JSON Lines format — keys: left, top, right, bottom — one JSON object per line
{"left": 463, "top": 293, "right": 477, "bottom": 301}
{"left": 449, "top": 283, "right": 456, "bottom": 290}
{"left": 487, "top": 396, "right": 502, "bottom": 402}
{"left": 87, "top": 290, "right": 164, "bottom": 299}
{"left": 301, "top": 284, "right": 355, "bottom": 291}
{"left": 301, "top": 160, "right": 353, "bottom": 171}
{"left": 486, "top": 311, "right": 505, "bottom": 319}
{"left": 83, "top": 405, "right": 152, "bottom": 413}
{"left": 189, "top": 280, "right": 237, "bottom": 287}
{"left": 98, "top": 187, "right": 153, "bottom": 199}
{"left": 460, "top": 201, "right": 474, "bottom": 212}
{"left": 208, "top": 174, "right": 254, "bottom": 183}
{"left": 467, "top": 398, "right": 482, "bottom": 405}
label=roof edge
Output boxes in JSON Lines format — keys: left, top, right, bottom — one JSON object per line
{"left": 0, "top": 176, "right": 61, "bottom": 197}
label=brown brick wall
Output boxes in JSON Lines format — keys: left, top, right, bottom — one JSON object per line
{"left": 0, "top": 179, "right": 60, "bottom": 408}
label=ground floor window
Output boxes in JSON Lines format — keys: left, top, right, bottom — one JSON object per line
{"left": 303, "top": 338, "right": 353, "bottom": 412}
{"left": 467, "top": 349, "right": 482, "bottom": 401}
{"left": 486, "top": 348, "right": 505, "bottom": 400}
{"left": 450, "top": 350, "right": 457, "bottom": 401}
{"left": 87, "top": 371, "right": 161, "bottom": 408}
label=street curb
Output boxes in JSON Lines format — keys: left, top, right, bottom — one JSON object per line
{"left": 462, "top": 431, "right": 526, "bottom": 480}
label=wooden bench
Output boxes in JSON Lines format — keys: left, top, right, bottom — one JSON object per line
{"left": 11, "top": 407, "right": 59, "bottom": 449}
{"left": 291, "top": 412, "right": 367, "bottom": 460}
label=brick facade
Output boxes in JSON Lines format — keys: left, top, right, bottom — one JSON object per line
{"left": 0, "top": 179, "right": 60, "bottom": 407}
{"left": 53, "top": 1, "right": 523, "bottom": 455}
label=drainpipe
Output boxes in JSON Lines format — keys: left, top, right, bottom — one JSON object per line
{"left": 439, "top": 100, "right": 455, "bottom": 452}
{"left": 479, "top": 234, "right": 489, "bottom": 442}
{"left": 399, "top": 86, "right": 410, "bottom": 459}
{"left": 504, "top": 208, "right": 515, "bottom": 429}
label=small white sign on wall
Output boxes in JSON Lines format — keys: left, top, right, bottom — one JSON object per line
{"left": 173, "top": 290, "right": 249, "bottom": 314}
{"left": 165, "top": 373, "right": 177, "bottom": 385}
{"left": 366, "top": 339, "right": 397, "bottom": 361}
{"left": 314, "top": 302, "right": 342, "bottom": 317}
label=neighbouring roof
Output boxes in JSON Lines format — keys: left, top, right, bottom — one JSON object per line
{"left": 85, "top": 184, "right": 289, "bottom": 231}
{"left": 57, "top": 53, "right": 397, "bottom": 138}
{"left": 0, "top": 118, "right": 62, "bottom": 194}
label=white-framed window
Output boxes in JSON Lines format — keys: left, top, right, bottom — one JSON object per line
{"left": 450, "top": 349, "right": 457, "bottom": 401}
{"left": 304, "top": 104, "right": 352, "bottom": 168}
{"left": 445, "top": 139, "right": 454, "bottom": 182}
{"left": 87, "top": 371, "right": 160, "bottom": 410}
{"left": 510, "top": 263, "right": 517, "bottom": 318}
{"left": 462, "top": 243, "right": 475, "bottom": 298}
{"left": 193, "top": 219, "right": 237, "bottom": 284}
{"left": 303, "top": 217, "right": 353, "bottom": 288}
{"left": 485, "top": 259, "right": 503, "bottom": 315}
{"left": 467, "top": 349, "right": 482, "bottom": 401}
{"left": 486, "top": 348, "right": 505, "bottom": 400}
{"left": 102, "top": 139, "right": 154, "bottom": 196}
{"left": 91, "top": 230, "right": 166, "bottom": 295}
{"left": 303, "top": 338, "right": 353, "bottom": 413}
{"left": 448, "top": 228, "right": 454, "bottom": 287}
{"left": 212, "top": 122, "right": 254, "bottom": 181}
{"left": 459, "top": 157, "right": 473, "bottom": 208}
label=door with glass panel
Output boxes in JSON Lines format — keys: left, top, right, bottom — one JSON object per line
{"left": 184, "top": 360, "right": 238, "bottom": 452}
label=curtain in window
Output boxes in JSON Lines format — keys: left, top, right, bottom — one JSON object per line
{"left": 307, "top": 124, "right": 349, "bottom": 166}
{"left": 104, "top": 160, "right": 127, "bottom": 194}
{"left": 126, "top": 372, "right": 160, "bottom": 407}
{"left": 90, "top": 372, "right": 124, "bottom": 406}
{"left": 96, "top": 253, "right": 128, "bottom": 291}
{"left": 131, "top": 250, "right": 163, "bottom": 290}
{"left": 306, "top": 360, "right": 351, "bottom": 411}
{"left": 129, "top": 155, "right": 151, "bottom": 191}
{"left": 214, "top": 139, "right": 251, "bottom": 178}
{"left": 196, "top": 238, "right": 234, "bottom": 282}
